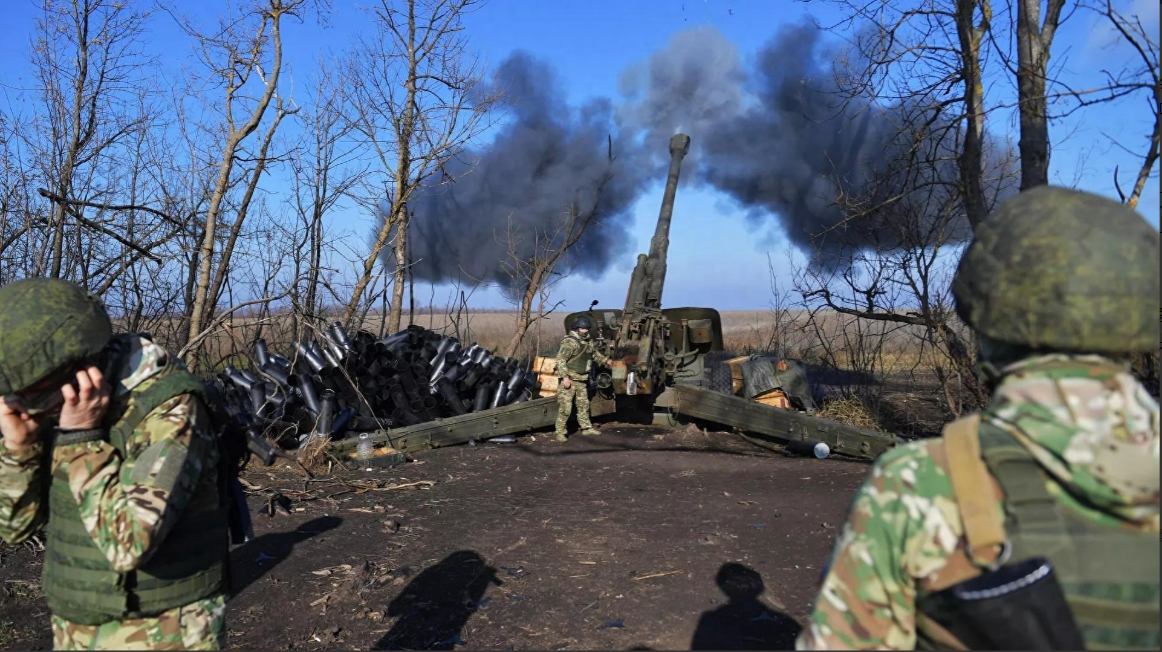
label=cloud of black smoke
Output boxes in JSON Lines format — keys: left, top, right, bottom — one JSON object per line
{"left": 620, "top": 21, "right": 983, "bottom": 262}
{"left": 389, "top": 21, "right": 1005, "bottom": 284}
{"left": 392, "top": 52, "right": 649, "bottom": 285}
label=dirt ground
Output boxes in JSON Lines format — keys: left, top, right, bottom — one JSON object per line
{"left": 0, "top": 424, "right": 871, "bottom": 651}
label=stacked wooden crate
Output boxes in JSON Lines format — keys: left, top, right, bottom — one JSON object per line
{"left": 533, "top": 356, "right": 559, "bottom": 397}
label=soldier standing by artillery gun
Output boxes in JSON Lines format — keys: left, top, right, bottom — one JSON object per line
{"left": 554, "top": 315, "right": 610, "bottom": 441}
{"left": 797, "top": 186, "right": 1160, "bottom": 650}
{"left": 0, "top": 279, "right": 232, "bottom": 650}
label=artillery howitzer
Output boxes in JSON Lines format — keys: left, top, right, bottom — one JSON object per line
{"left": 563, "top": 135, "right": 723, "bottom": 413}
{"left": 330, "top": 134, "right": 897, "bottom": 462}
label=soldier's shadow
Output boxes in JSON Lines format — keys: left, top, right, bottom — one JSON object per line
{"left": 690, "top": 563, "right": 802, "bottom": 650}
{"left": 373, "top": 550, "right": 502, "bottom": 650}
{"left": 228, "top": 515, "right": 342, "bottom": 597}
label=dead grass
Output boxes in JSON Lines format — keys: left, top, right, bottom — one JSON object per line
{"left": 296, "top": 435, "right": 333, "bottom": 473}
{"left": 814, "top": 396, "right": 886, "bottom": 432}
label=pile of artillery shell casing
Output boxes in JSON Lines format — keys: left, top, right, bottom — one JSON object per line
{"left": 213, "top": 323, "right": 542, "bottom": 446}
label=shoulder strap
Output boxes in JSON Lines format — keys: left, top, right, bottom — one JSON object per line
{"left": 976, "top": 426, "right": 1064, "bottom": 534}
{"left": 561, "top": 335, "right": 586, "bottom": 362}
{"left": 108, "top": 365, "right": 209, "bottom": 455}
{"left": 943, "top": 414, "right": 1007, "bottom": 567}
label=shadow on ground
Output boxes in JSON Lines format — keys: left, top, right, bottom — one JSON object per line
{"left": 373, "top": 550, "right": 502, "bottom": 650}
{"left": 690, "top": 563, "right": 802, "bottom": 650}
{"left": 229, "top": 516, "right": 342, "bottom": 596}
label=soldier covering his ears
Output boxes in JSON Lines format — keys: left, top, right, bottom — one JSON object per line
{"left": 797, "top": 186, "right": 1160, "bottom": 650}
{"left": 554, "top": 315, "right": 610, "bottom": 441}
{"left": 0, "top": 279, "right": 229, "bottom": 650}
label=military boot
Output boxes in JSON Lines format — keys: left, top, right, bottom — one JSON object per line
{"left": 580, "top": 427, "right": 601, "bottom": 436}
{"left": 555, "top": 431, "right": 568, "bottom": 442}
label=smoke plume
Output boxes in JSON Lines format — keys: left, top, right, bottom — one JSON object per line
{"left": 395, "top": 52, "right": 649, "bottom": 286}
{"left": 621, "top": 22, "right": 980, "bottom": 261}
{"left": 390, "top": 21, "right": 1001, "bottom": 284}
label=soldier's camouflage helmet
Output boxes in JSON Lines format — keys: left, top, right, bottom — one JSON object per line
{"left": 952, "top": 185, "right": 1159, "bottom": 355}
{"left": 574, "top": 315, "right": 592, "bottom": 331}
{"left": 0, "top": 278, "right": 112, "bottom": 395}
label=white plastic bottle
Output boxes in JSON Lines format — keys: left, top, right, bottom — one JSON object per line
{"left": 357, "top": 433, "right": 374, "bottom": 461}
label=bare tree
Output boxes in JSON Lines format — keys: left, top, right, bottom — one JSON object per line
{"left": 287, "top": 62, "right": 367, "bottom": 339}
{"left": 342, "top": 0, "right": 500, "bottom": 331}
{"left": 1013, "top": 0, "right": 1068, "bottom": 189}
{"left": 22, "top": 0, "right": 154, "bottom": 280}
{"left": 25, "top": 0, "right": 153, "bottom": 276}
{"left": 818, "top": 0, "right": 1000, "bottom": 231}
{"left": 178, "top": 0, "right": 303, "bottom": 363}
{"left": 1083, "top": 0, "right": 1161, "bottom": 209}
{"left": 793, "top": 103, "right": 1018, "bottom": 413}
{"left": 496, "top": 216, "right": 573, "bottom": 357}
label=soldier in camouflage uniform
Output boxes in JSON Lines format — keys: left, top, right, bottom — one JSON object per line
{"left": 0, "top": 279, "right": 229, "bottom": 650}
{"left": 798, "top": 186, "right": 1160, "bottom": 650}
{"left": 554, "top": 316, "right": 610, "bottom": 441}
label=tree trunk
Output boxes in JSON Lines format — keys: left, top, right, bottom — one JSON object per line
{"left": 186, "top": 136, "right": 242, "bottom": 350}
{"left": 955, "top": 0, "right": 991, "bottom": 231}
{"left": 386, "top": 206, "right": 409, "bottom": 333}
{"left": 50, "top": 1, "right": 93, "bottom": 278}
{"left": 1016, "top": 0, "right": 1064, "bottom": 190}
{"left": 936, "top": 320, "right": 990, "bottom": 408}
{"left": 184, "top": 6, "right": 285, "bottom": 364}
{"left": 503, "top": 263, "right": 546, "bottom": 359}
{"left": 206, "top": 107, "right": 285, "bottom": 313}
{"left": 345, "top": 0, "right": 418, "bottom": 332}
{"left": 407, "top": 217, "right": 415, "bottom": 326}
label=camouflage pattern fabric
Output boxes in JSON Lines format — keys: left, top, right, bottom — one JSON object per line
{"left": 0, "top": 334, "right": 225, "bottom": 648}
{"left": 0, "top": 278, "right": 113, "bottom": 395}
{"left": 555, "top": 381, "right": 593, "bottom": 437}
{"left": 555, "top": 331, "right": 610, "bottom": 380}
{"left": 554, "top": 331, "right": 609, "bottom": 438}
{"left": 796, "top": 355, "right": 1160, "bottom": 650}
{"left": 51, "top": 594, "right": 226, "bottom": 651}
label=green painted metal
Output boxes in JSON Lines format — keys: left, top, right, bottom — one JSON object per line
{"left": 670, "top": 384, "right": 898, "bottom": 461}
{"left": 330, "top": 396, "right": 616, "bottom": 454}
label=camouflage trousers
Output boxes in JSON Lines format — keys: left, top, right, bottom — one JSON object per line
{"left": 555, "top": 379, "right": 592, "bottom": 436}
{"left": 51, "top": 594, "right": 227, "bottom": 650}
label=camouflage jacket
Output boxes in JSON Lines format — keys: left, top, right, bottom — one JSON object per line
{"left": 556, "top": 331, "right": 610, "bottom": 381}
{"left": 0, "top": 334, "right": 216, "bottom": 572}
{"left": 797, "top": 354, "right": 1160, "bottom": 650}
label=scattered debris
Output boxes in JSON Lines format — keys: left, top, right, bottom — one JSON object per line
{"left": 600, "top": 619, "right": 626, "bottom": 629}
{"left": 632, "top": 570, "right": 682, "bottom": 581}
{"left": 499, "top": 566, "right": 527, "bottom": 578}
{"left": 265, "top": 493, "right": 293, "bottom": 517}
{"left": 377, "top": 480, "right": 436, "bottom": 491}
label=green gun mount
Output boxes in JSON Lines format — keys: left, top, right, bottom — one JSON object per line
{"left": 566, "top": 134, "right": 724, "bottom": 412}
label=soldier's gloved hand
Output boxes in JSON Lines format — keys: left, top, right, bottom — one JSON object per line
{"left": 57, "top": 365, "right": 112, "bottom": 430}
{"left": 562, "top": 377, "right": 572, "bottom": 390}
{"left": 0, "top": 395, "right": 41, "bottom": 450}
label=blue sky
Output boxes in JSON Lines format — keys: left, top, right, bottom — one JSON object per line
{"left": 1, "top": 0, "right": 1157, "bottom": 312}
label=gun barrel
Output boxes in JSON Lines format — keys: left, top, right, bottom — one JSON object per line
{"left": 624, "top": 134, "right": 690, "bottom": 312}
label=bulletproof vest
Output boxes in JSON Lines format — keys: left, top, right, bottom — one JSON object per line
{"left": 40, "top": 362, "right": 228, "bottom": 625}
{"left": 917, "top": 417, "right": 1160, "bottom": 650}
{"left": 561, "top": 334, "right": 592, "bottom": 376}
